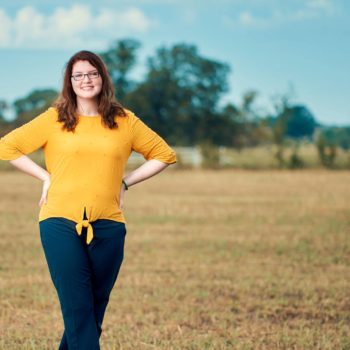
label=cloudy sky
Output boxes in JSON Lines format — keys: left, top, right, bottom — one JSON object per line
{"left": 0, "top": 0, "right": 349, "bottom": 125}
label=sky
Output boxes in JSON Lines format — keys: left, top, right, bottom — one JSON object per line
{"left": 0, "top": 0, "right": 349, "bottom": 126}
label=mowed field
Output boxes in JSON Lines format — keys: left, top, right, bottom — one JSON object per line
{"left": 0, "top": 169, "right": 349, "bottom": 350}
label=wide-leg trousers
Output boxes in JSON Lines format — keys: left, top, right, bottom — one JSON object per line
{"left": 39, "top": 216, "right": 126, "bottom": 350}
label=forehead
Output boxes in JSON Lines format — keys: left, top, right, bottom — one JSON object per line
{"left": 72, "top": 60, "right": 97, "bottom": 72}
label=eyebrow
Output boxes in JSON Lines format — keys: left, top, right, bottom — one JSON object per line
{"left": 72, "top": 69, "right": 98, "bottom": 74}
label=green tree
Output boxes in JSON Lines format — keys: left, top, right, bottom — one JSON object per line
{"left": 0, "top": 100, "right": 14, "bottom": 137}
{"left": 270, "top": 93, "right": 290, "bottom": 167}
{"left": 217, "top": 103, "right": 244, "bottom": 147}
{"left": 13, "top": 89, "right": 58, "bottom": 126}
{"left": 288, "top": 143, "right": 304, "bottom": 169}
{"left": 268, "top": 92, "right": 314, "bottom": 168}
{"left": 125, "top": 43, "right": 230, "bottom": 146}
{"left": 0, "top": 100, "right": 8, "bottom": 121}
{"left": 320, "top": 126, "right": 350, "bottom": 151}
{"left": 235, "top": 90, "right": 271, "bottom": 147}
{"left": 316, "top": 133, "right": 337, "bottom": 168}
{"left": 284, "top": 105, "right": 316, "bottom": 139}
{"left": 99, "top": 39, "right": 141, "bottom": 102}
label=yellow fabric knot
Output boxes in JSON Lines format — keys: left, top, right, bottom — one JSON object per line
{"left": 75, "top": 219, "right": 94, "bottom": 244}
{"left": 81, "top": 219, "right": 89, "bottom": 228}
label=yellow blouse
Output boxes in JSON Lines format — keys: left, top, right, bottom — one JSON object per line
{"left": 0, "top": 107, "right": 177, "bottom": 243}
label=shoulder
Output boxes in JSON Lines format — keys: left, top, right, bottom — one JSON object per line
{"left": 19, "top": 107, "right": 58, "bottom": 128}
{"left": 46, "top": 106, "right": 59, "bottom": 120}
{"left": 123, "top": 108, "right": 138, "bottom": 120}
{"left": 35, "top": 107, "right": 58, "bottom": 123}
{"left": 24, "top": 107, "right": 61, "bottom": 134}
{"left": 116, "top": 108, "right": 140, "bottom": 126}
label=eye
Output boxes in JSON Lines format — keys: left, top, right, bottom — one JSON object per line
{"left": 90, "top": 71, "right": 99, "bottom": 78}
{"left": 74, "top": 73, "right": 84, "bottom": 79}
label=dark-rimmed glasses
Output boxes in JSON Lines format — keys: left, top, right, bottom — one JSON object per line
{"left": 71, "top": 71, "right": 100, "bottom": 81}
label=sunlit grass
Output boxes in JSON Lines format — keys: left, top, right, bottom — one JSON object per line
{"left": 0, "top": 169, "right": 349, "bottom": 349}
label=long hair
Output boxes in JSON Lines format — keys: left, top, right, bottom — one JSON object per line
{"left": 54, "top": 50, "right": 126, "bottom": 132}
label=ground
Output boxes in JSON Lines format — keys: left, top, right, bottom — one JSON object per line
{"left": 0, "top": 169, "right": 349, "bottom": 349}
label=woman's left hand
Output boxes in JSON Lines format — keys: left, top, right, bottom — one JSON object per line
{"left": 39, "top": 175, "right": 51, "bottom": 207}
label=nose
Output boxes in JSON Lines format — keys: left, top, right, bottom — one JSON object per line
{"left": 82, "top": 74, "right": 92, "bottom": 81}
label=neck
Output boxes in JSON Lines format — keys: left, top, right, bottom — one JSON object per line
{"left": 76, "top": 98, "right": 99, "bottom": 116}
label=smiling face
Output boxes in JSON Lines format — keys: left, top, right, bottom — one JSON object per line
{"left": 71, "top": 60, "right": 103, "bottom": 102}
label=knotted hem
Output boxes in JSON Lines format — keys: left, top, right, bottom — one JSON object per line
{"left": 75, "top": 206, "right": 94, "bottom": 244}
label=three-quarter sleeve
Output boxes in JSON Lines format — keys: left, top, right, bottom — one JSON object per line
{"left": 128, "top": 110, "right": 177, "bottom": 164}
{"left": 0, "top": 108, "right": 54, "bottom": 161}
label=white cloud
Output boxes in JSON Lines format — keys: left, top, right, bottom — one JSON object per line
{"left": 306, "top": 0, "right": 335, "bottom": 13}
{"left": 120, "top": 7, "right": 151, "bottom": 31}
{"left": 49, "top": 5, "right": 92, "bottom": 36}
{"left": 0, "top": 5, "right": 153, "bottom": 49}
{"left": 0, "top": 9, "right": 12, "bottom": 45}
{"left": 224, "top": 11, "right": 277, "bottom": 29}
{"left": 238, "top": 11, "right": 269, "bottom": 28}
{"left": 183, "top": 8, "right": 197, "bottom": 24}
{"left": 225, "top": 0, "right": 338, "bottom": 30}
{"left": 15, "top": 6, "right": 46, "bottom": 44}
{"left": 295, "top": 0, "right": 336, "bottom": 20}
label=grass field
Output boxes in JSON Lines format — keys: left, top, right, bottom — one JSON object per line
{"left": 0, "top": 145, "right": 349, "bottom": 171}
{"left": 0, "top": 169, "right": 349, "bottom": 349}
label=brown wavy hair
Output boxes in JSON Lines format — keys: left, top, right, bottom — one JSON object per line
{"left": 54, "top": 50, "right": 126, "bottom": 132}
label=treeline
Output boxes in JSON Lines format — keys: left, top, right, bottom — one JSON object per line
{"left": 0, "top": 39, "right": 349, "bottom": 168}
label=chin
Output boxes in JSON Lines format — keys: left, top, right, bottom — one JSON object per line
{"left": 78, "top": 92, "right": 100, "bottom": 99}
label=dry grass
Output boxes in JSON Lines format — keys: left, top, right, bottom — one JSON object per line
{"left": 1, "top": 145, "right": 349, "bottom": 172}
{"left": 219, "top": 144, "right": 350, "bottom": 169}
{"left": 0, "top": 169, "right": 349, "bottom": 349}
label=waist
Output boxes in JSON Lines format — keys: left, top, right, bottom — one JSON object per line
{"left": 39, "top": 200, "right": 125, "bottom": 225}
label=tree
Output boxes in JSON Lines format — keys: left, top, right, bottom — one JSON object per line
{"left": 0, "top": 100, "right": 8, "bottom": 121}
{"left": 268, "top": 90, "right": 316, "bottom": 167}
{"left": 320, "top": 126, "right": 350, "bottom": 151}
{"left": 99, "top": 39, "right": 141, "bottom": 102}
{"left": 13, "top": 89, "right": 58, "bottom": 126}
{"left": 218, "top": 103, "right": 244, "bottom": 147}
{"left": 125, "top": 43, "right": 230, "bottom": 146}
{"left": 269, "top": 93, "right": 290, "bottom": 167}
{"left": 0, "top": 100, "right": 14, "bottom": 137}
{"left": 316, "top": 133, "right": 337, "bottom": 168}
{"left": 235, "top": 90, "right": 271, "bottom": 147}
{"left": 284, "top": 105, "right": 316, "bottom": 139}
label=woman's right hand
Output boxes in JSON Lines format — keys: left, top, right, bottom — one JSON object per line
{"left": 119, "top": 182, "right": 126, "bottom": 210}
{"left": 39, "top": 176, "right": 51, "bottom": 207}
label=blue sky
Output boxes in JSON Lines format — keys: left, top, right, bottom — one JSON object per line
{"left": 0, "top": 0, "right": 349, "bottom": 126}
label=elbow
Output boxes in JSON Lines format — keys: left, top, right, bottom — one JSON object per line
{"left": 163, "top": 149, "right": 177, "bottom": 165}
{"left": 0, "top": 153, "right": 25, "bottom": 162}
{"left": 148, "top": 152, "right": 177, "bottom": 166}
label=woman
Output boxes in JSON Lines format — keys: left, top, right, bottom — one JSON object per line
{"left": 0, "top": 50, "right": 176, "bottom": 349}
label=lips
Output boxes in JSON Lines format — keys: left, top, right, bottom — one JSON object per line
{"left": 81, "top": 86, "right": 94, "bottom": 90}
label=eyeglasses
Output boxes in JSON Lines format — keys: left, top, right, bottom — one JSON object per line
{"left": 71, "top": 71, "right": 100, "bottom": 81}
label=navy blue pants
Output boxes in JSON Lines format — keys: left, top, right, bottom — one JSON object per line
{"left": 39, "top": 217, "right": 126, "bottom": 350}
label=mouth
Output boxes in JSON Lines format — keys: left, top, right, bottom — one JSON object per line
{"left": 81, "top": 86, "right": 94, "bottom": 91}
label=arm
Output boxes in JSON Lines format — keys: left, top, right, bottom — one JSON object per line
{"left": 119, "top": 159, "right": 170, "bottom": 210}
{"left": 119, "top": 111, "right": 177, "bottom": 209}
{"left": 0, "top": 108, "right": 53, "bottom": 160}
{"left": 0, "top": 108, "right": 54, "bottom": 206}
{"left": 9, "top": 155, "right": 51, "bottom": 207}
{"left": 10, "top": 155, "right": 50, "bottom": 182}
{"left": 123, "top": 159, "right": 169, "bottom": 188}
{"left": 127, "top": 110, "right": 177, "bottom": 165}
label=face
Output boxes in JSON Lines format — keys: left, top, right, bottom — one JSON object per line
{"left": 71, "top": 60, "right": 103, "bottom": 101}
